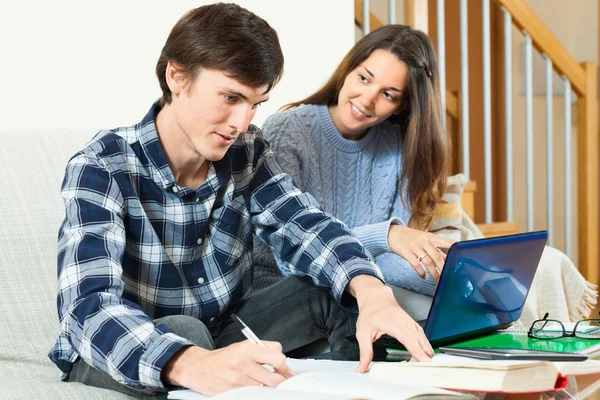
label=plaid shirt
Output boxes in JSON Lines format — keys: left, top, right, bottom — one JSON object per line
{"left": 49, "top": 102, "right": 383, "bottom": 391}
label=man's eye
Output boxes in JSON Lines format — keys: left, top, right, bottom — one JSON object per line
{"left": 225, "top": 95, "right": 237, "bottom": 102}
{"left": 251, "top": 103, "right": 262, "bottom": 110}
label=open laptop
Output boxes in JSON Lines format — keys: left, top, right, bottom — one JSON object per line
{"left": 382, "top": 231, "right": 548, "bottom": 349}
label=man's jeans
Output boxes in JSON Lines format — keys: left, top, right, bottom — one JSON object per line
{"left": 67, "top": 276, "right": 359, "bottom": 397}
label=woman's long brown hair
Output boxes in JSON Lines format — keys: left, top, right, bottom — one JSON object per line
{"left": 283, "top": 25, "right": 449, "bottom": 231}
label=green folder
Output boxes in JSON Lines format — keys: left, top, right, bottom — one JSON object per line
{"left": 446, "top": 331, "right": 600, "bottom": 354}
{"left": 386, "top": 330, "right": 600, "bottom": 360}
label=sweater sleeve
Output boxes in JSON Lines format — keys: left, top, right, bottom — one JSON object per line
{"left": 372, "top": 181, "right": 437, "bottom": 296}
{"left": 351, "top": 217, "right": 403, "bottom": 258}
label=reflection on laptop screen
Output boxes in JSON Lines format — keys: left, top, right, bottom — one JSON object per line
{"left": 424, "top": 231, "right": 548, "bottom": 343}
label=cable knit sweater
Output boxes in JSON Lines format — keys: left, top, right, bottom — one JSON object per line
{"left": 252, "top": 104, "right": 437, "bottom": 296}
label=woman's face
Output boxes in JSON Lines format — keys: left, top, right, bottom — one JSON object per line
{"left": 329, "top": 49, "right": 408, "bottom": 140}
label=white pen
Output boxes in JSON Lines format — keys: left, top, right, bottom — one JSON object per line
{"left": 231, "top": 313, "right": 266, "bottom": 347}
{"left": 231, "top": 313, "right": 294, "bottom": 376}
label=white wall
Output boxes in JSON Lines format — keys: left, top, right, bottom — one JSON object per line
{"left": 0, "top": 1, "right": 354, "bottom": 130}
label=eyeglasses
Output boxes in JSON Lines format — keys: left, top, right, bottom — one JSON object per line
{"left": 528, "top": 312, "right": 600, "bottom": 340}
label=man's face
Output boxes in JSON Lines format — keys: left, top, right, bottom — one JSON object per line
{"left": 169, "top": 67, "right": 270, "bottom": 162}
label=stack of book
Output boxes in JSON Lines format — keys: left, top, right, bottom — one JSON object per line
{"left": 372, "top": 353, "right": 600, "bottom": 392}
{"left": 382, "top": 324, "right": 600, "bottom": 392}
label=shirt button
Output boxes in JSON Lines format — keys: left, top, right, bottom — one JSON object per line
{"left": 209, "top": 317, "right": 215, "bottom": 323}
{"left": 197, "top": 238, "right": 203, "bottom": 245}
{"left": 197, "top": 277, "right": 205, "bottom": 284}
{"left": 195, "top": 197, "right": 200, "bottom": 203}
{"left": 172, "top": 185, "right": 178, "bottom": 193}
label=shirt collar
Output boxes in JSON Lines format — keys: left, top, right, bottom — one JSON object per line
{"left": 136, "top": 101, "right": 232, "bottom": 195}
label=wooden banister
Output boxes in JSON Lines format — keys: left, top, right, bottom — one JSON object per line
{"left": 490, "top": 0, "right": 598, "bottom": 288}
{"left": 493, "top": 0, "right": 586, "bottom": 97}
{"left": 577, "top": 61, "right": 599, "bottom": 288}
{"left": 354, "top": 0, "right": 458, "bottom": 120}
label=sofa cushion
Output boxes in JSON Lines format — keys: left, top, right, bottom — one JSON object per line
{"left": 0, "top": 129, "right": 133, "bottom": 398}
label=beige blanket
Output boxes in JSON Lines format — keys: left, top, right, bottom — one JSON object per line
{"left": 430, "top": 174, "right": 597, "bottom": 327}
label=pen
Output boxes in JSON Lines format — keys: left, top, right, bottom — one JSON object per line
{"left": 231, "top": 313, "right": 266, "bottom": 347}
{"left": 231, "top": 313, "right": 294, "bottom": 376}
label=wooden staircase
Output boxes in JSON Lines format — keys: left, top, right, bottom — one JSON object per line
{"left": 355, "top": 0, "right": 598, "bottom": 289}
{"left": 354, "top": 0, "right": 519, "bottom": 238}
{"left": 461, "top": 182, "right": 520, "bottom": 237}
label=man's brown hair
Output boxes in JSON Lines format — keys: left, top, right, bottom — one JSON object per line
{"left": 156, "top": 3, "right": 284, "bottom": 106}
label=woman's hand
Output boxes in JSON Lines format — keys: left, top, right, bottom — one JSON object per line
{"left": 388, "top": 225, "right": 454, "bottom": 282}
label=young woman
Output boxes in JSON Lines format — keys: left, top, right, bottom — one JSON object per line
{"left": 253, "top": 24, "right": 452, "bottom": 301}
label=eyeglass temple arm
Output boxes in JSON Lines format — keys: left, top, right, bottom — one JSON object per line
{"left": 542, "top": 312, "right": 549, "bottom": 320}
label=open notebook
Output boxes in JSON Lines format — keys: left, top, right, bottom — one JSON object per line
{"left": 167, "top": 358, "right": 475, "bottom": 400}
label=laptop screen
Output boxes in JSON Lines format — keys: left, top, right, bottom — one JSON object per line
{"left": 424, "top": 231, "right": 548, "bottom": 344}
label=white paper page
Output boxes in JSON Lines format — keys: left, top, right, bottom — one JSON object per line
{"left": 286, "top": 357, "right": 360, "bottom": 374}
{"left": 168, "top": 358, "right": 432, "bottom": 400}
{"left": 381, "top": 354, "right": 548, "bottom": 370}
{"left": 206, "top": 386, "right": 351, "bottom": 400}
{"left": 279, "top": 371, "right": 470, "bottom": 398}
{"left": 167, "top": 389, "right": 208, "bottom": 400}
{"left": 432, "top": 354, "right": 542, "bottom": 366}
{"left": 167, "top": 358, "right": 361, "bottom": 400}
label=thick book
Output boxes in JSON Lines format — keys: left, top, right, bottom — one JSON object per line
{"left": 167, "top": 359, "right": 476, "bottom": 400}
{"left": 369, "top": 354, "right": 600, "bottom": 393}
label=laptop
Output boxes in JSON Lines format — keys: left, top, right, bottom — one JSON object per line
{"left": 382, "top": 230, "right": 548, "bottom": 349}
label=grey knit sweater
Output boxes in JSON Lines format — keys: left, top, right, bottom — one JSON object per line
{"left": 252, "top": 104, "right": 436, "bottom": 296}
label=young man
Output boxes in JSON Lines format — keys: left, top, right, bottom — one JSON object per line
{"left": 49, "top": 3, "right": 433, "bottom": 397}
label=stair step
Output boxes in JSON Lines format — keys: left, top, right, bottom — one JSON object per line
{"left": 476, "top": 221, "right": 520, "bottom": 238}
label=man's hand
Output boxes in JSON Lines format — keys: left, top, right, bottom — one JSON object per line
{"left": 388, "top": 225, "right": 453, "bottom": 282}
{"left": 162, "top": 340, "right": 294, "bottom": 396}
{"left": 348, "top": 275, "right": 434, "bottom": 373}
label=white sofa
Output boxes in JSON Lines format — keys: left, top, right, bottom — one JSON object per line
{"left": 0, "top": 129, "right": 133, "bottom": 399}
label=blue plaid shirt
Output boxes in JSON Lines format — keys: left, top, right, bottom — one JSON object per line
{"left": 49, "top": 102, "right": 383, "bottom": 391}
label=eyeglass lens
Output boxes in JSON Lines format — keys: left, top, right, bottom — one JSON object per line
{"left": 531, "top": 320, "right": 565, "bottom": 339}
{"left": 573, "top": 319, "right": 600, "bottom": 339}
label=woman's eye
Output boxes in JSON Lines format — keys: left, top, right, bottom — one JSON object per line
{"left": 358, "top": 74, "right": 368, "bottom": 83}
{"left": 384, "top": 92, "right": 395, "bottom": 101}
